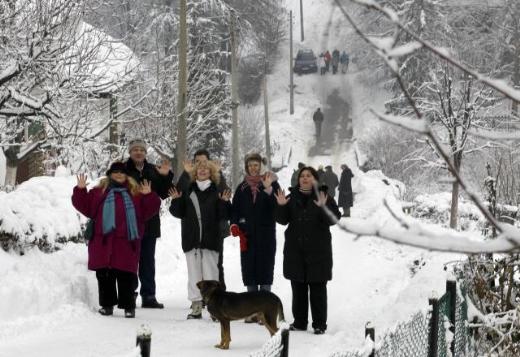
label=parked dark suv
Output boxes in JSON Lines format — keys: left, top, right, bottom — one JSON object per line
{"left": 293, "top": 49, "right": 317, "bottom": 74}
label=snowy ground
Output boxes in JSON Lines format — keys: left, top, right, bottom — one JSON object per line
{"left": 0, "top": 1, "right": 462, "bottom": 356}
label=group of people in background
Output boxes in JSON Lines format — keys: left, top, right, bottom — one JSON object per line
{"left": 71, "top": 139, "right": 354, "bottom": 335}
{"left": 318, "top": 49, "right": 349, "bottom": 75}
{"left": 291, "top": 162, "right": 354, "bottom": 217}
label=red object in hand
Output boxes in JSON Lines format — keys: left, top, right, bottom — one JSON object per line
{"left": 230, "top": 224, "right": 248, "bottom": 252}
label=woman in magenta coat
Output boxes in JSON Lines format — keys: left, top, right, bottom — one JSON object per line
{"left": 72, "top": 161, "right": 161, "bottom": 318}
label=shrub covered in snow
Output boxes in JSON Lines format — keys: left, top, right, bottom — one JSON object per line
{"left": 0, "top": 176, "right": 85, "bottom": 253}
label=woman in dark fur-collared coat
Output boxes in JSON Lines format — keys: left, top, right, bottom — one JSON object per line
{"left": 274, "top": 166, "right": 341, "bottom": 335}
{"left": 230, "top": 153, "right": 280, "bottom": 295}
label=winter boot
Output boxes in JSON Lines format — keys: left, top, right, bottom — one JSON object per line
{"left": 142, "top": 297, "right": 164, "bottom": 309}
{"left": 98, "top": 306, "right": 113, "bottom": 316}
{"left": 124, "top": 308, "right": 135, "bottom": 318}
{"left": 187, "top": 300, "right": 203, "bottom": 319}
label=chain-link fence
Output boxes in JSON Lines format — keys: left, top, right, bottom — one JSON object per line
{"left": 249, "top": 329, "right": 289, "bottom": 357}
{"left": 328, "top": 279, "right": 470, "bottom": 357}
{"left": 377, "top": 311, "right": 430, "bottom": 357}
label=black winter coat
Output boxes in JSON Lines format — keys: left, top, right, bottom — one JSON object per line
{"left": 275, "top": 186, "right": 341, "bottom": 283}
{"left": 169, "top": 182, "right": 231, "bottom": 253}
{"left": 125, "top": 159, "right": 173, "bottom": 238}
{"left": 323, "top": 170, "right": 339, "bottom": 197}
{"left": 338, "top": 168, "right": 354, "bottom": 207}
{"left": 231, "top": 179, "right": 281, "bottom": 286}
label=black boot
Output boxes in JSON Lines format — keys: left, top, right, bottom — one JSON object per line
{"left": 98, "top": 306, "right": 113, "bottom": 316}
{"left": 125, "top": 309, "right": 135, "bottom": 318}
{"left": 142, "top": 297, "right": 164, "bottom": 309}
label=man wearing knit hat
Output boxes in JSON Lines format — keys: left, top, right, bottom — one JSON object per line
{"left": 125, "top": 138, "right": 174, "bottom": 308}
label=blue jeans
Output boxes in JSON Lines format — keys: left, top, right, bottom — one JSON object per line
{"left": 247, "top": 285, "right": 271, "bottom": 292}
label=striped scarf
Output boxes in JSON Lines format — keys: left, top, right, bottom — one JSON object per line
{"left": 102, "top": 187, "right": 139, "bottom": 241}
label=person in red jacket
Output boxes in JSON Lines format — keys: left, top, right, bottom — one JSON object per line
{"left": 72, "top": 162, "right": 161, "bottom": 318}
{"left": 323, "top": 50, "right": 332, "bottom": 72}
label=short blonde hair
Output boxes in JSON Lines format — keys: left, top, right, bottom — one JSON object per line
{"left": 189, "top": 160, "right": 220, "bottom": 184}
{"left": 98, "top": 176, "right": 140, "bottom": 196}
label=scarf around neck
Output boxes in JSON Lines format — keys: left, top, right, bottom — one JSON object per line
{"left": 196, "top": 179, "right": 211, "bottom": 191}
{"left": 245, "top": 175, "right": 263, "bottom": 203}
{"left": 102, "top": 184, "right": 139, "bottom": 241}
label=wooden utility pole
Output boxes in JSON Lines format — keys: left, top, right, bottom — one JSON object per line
{"left": 176, "top": 0, "right": 188, "bottom": 176}
{"left": 230, "top": 11, "right": 240, "bottom": 187}
{"left": 300, "top": 0, "right": 304, "bottom": 42}
{"left": 264, "top": 46, "right": 272, "bottom": 170}
{"left": 289, "top": 10, "right": 294, "bottom": 115}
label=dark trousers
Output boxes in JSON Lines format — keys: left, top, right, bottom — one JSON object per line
{"left": 291, "top": 280, "right": 327, "bottom": 330}
{"left": 138, "top": 234, "right": 157, "bottom": 299}
{"left": 96, "top": 268, "right": 136, "bottom": 309}
{"left": 218, "top": 244, "right": 226, "bottom": 290}
{"left": 315, "top": 122, "right": 322, "bottom": 139}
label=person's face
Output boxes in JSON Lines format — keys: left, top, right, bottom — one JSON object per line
{"left": 247, "top": 161, "right": 261, "bottom": 176}
{"left": 196, "top": 166, "right": 210, "bottom": 181}
{"left": 110, "top": 171, "right": 127, "bottom": 184}
{"left": 299, "top": 170, "right": 315, "bottom": 190}
{"left": 129, "top": 147, "right": 147, "bottom": 163}
{"left": 194, "top": 154, "right": 209, "bottom": 166}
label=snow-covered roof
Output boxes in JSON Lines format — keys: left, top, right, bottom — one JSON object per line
{"left": 64, "top": 22, "right": 140, "bottom": 94}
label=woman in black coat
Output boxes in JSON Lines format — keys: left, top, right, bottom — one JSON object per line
{"left": 274, "top": 166, "right": 341, "bottom": 335}
{"left": 169, "top": 160, "right": 231, "bottom": 319}
{"left": 230, "top": 153, "right": 280, "bottom": 294}
{"left": 338, "top": 164, "right": 354, "bottom": 217}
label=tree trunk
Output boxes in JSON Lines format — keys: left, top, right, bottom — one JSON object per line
{"left": 4, "top": 147, "right": 18, "bottom": 187}
{"left": 450, "top": 179, "right": 459, "bottom": 229}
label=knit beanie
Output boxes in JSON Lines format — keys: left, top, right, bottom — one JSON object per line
{"left": 128, "top": 138, "right": 147, "bottom": 153}
{"left": 106, "top": 161, "right": 128, "bottom": 176}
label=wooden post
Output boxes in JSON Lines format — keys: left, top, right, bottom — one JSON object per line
{"left": 230, "top": 10, "right": 240, "bottom": 188}
{"left": 300, "top": 0, "right": 304, "bottom": 42}
{"left": 428, "top": 297, "right": 440, "bottom": 357}
{"left": 365, "top": 321, "right": 375, "bottom": 357}
{"left": 136, "top": 324, "right": 151, "bottom": 357}
{"left": 289, "top": 10, "right": 294, "bottom": 115}
{"left": 176, "top": 0, "right": 188, "bottom": 177}
{"left": 447, "top": 280, "right": 457, "bottom": 356}
{"left": 263, "top": 45, "right": 272, "bottom": 170}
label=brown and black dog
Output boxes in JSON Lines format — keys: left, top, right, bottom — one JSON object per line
{"left": 196, "top": 280, "right": 285, "bottom": 349}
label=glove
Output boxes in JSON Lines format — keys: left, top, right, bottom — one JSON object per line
{"left": 230, "top": 224, "right": 248, "bottom": 252}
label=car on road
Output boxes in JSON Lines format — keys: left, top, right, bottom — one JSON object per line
{"left": 293, "top": 49, "right": 318, "bottom": 74}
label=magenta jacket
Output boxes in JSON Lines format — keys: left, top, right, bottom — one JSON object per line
{"left": 72, "top": 186, "right": 161, "bottom": 273}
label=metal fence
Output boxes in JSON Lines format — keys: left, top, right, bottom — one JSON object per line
{"left": 330, "top": 279, "right": 470, "bottom": 357}
{"left": 249, "top": 329, "right": 289, "bottom": 357}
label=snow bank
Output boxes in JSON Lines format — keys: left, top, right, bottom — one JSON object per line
{"left": 0, "top": 175, "right": 84, "bottom": 252}
{"left": 413, "top": 192, "right": 484, "bottom": 230}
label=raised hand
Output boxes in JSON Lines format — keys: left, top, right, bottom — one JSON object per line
{"left": 168, "top": 187, "right": 182, "bottom": 199}
{"left": 262, "top": 172, "right": 274, "bottom": 188}
{"left": 219, "top": 189, "right": 232, "bottom": 202}
{"left": 183, "top": 159, "right": 194, "bottom": 173}
{"left": 156, "top": 159, "right": 172, "bottom": 176}
{"left": 76, "top": 173, "right": 89, "bottom": 189}
{"left": 274, "top": 189, "right": 290, "bottom": 206}
{"left": 140, "top": 179, "right": 152, "bottom": 195}
{"left": 313, "top": 191, "right": 328, "bottom": 207}
{"left": 213, "top": 159, "right": 222, "bottom": 172}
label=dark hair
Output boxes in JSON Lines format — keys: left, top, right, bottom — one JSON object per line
{"left": 298, "top": 166, "right": 319, "bottom": 182}
{"left": 298, "top": 162, "right": 305, "bottom": 169}
{"left": 194, "top": 149, "right": 210, "bottom": 160}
